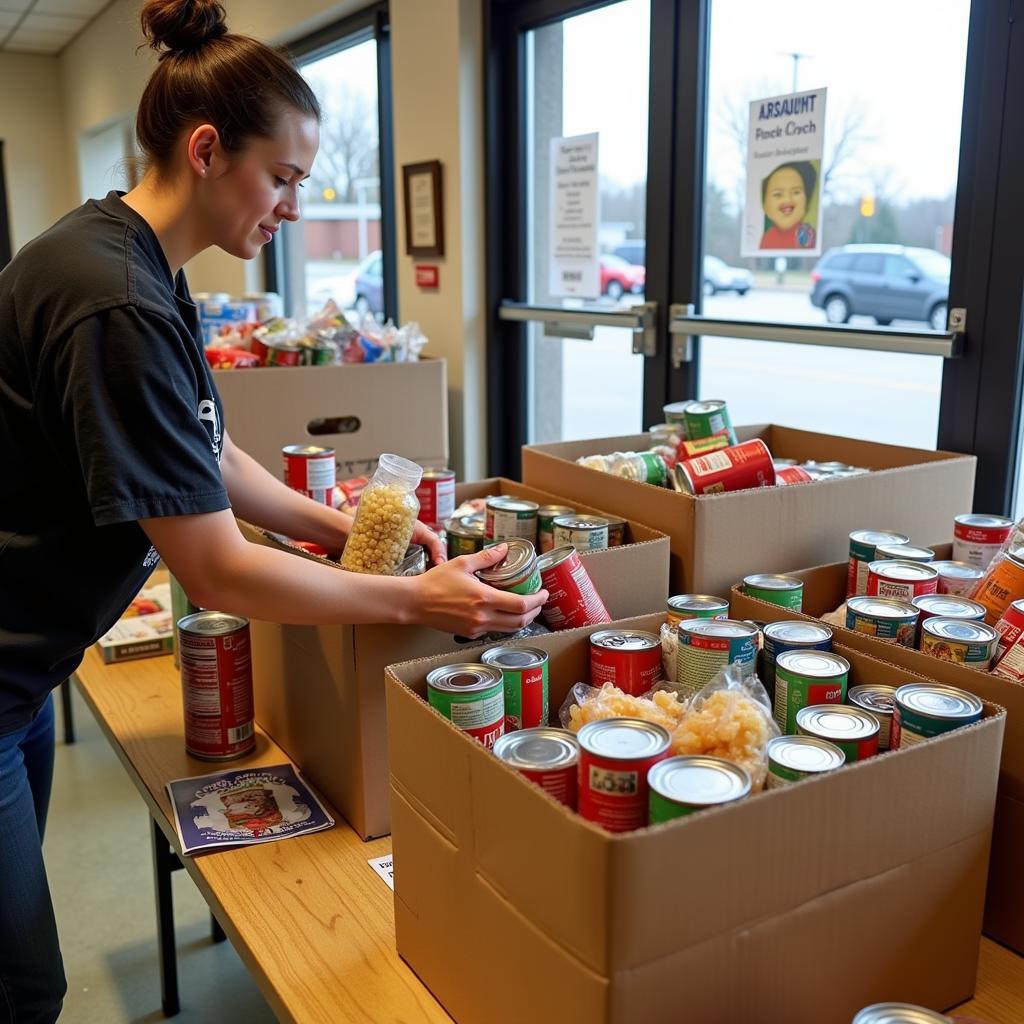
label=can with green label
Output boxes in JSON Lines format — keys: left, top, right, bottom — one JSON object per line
{"left": 743, "top": 573, "right": 804, "bottom": 611}
{"left": 682, "top": 399, "right": 737, "bottom": 445}
{"left": 648, "top": 755, "right": 751, "bottom": 823}
{"left": 448, "top": 514, "right": 486, "bottom": 558}
{"left": 891, "top": 683, "right": 983, "bottom": 750}
{"left": 774, "top": 650, "right": 849, "bottom": 734}
{"left": 426, "top": 664, "right": 505, "bottom": 748}
{"left": 536, "top": 505, "right": 575, "bottom": 553}
{"left": 476, "top": 538, "right": 541, "bottom": 595}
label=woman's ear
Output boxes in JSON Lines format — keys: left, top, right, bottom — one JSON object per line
{"left": 186, "top": 124, "right": 222, "bottom": 180}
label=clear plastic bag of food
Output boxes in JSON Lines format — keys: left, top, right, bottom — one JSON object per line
{"left": 393, "top": 321, "right": 428, "bottom": 362}
{"left": 559, "top": 681, "right": 687, "bottom": 734}
{"left": 660, "top": 620, "right": 678, "bottom": 682}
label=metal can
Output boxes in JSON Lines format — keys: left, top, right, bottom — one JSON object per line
{"left": 282, "top": 445, "right": 336, "bottom": 505}
{"left": 852, "top": 1004, "right": 951, "bottom": 1024}
{"left": 605, "top": 517, "right": 627, "bottom": 547}
{"left": 677, "top": 434, "right": 730, "bottom": 460}
{"left": 649, "top": 422, "right": 681, "bottom": 446}
{"left": 661, "top": 402, "right": 691, "bottom": 434}
{"left": 775, "top": 465, "right": 814, "bottom": 485}
{"left": 537, "top": 545, "right": 611, "bottom": 631}
{"left": 920, "top": 617, "right": 999, "bottom": 669}
{"left": 994, "top": 598, "right": 1024, "bottom": 657}
{"left": 492, "top": 728, "right": 579, "bottom": 809}
{"left": 485, "top": 497, "right": 539, "bottom": 544}
{"left": 415, "top": 468, "right": 456, "bottom": 526}
{"left": 682, "top": 399, "right": 737, "bottom": 445}
{"left": 611, "top": 451, "right": 668, "bottom": 486}
{"left": 448, "top": 514, "right": 486, "bottom": 558}
{"left": 974, "top": 549, "right": 1024, "bottom": 625}
{"left": 552, "top": 514, "right": 610, "bottom": 552}
{"left": 676, "top": 619, "right": 759, "bottom": 699}
{"left": 666, "top": 594, "right": 729, "bottom": 629}
{"left": 475, "top": 538, "right": 541, "bottom": 595}
{"left": 675, "top": 438, "right": 775, "bottom": 495}
{"left": 481, "top": 646, "right": 549, "bottom": 731}
{"left": 875, "top": 542, "right": 935, "bottom": 564}
{"left": 537, "top": 505, "right": 575, "bottom": 553}
{"left": 590, "top": 629, "right": 663, "bottom": 696}
{"left": 178, "top": 612, "right": 256, "bottom": 761}
{"left": 847, "top": 530, "right": 911, "bottom": 597}
{"left": 774, "top": 650, "right": 849, "bottom": 735}
{"left": 848, "top": 684, "right": 897, "bottom": 750}
{"left": 762, "top": 621, "right": 833, "bottom": 691}
{"left": 867, "top": 559, "right": 939, "bottom": 603}
{"left": 846, "top": 595, "right": 919, "bottom": 647}
{"left": 931, "top": 559, "right": 985, "bottom": 597}
{"left": 426, "top": 664, "right": 505, "bottom": 748}
{"left": 648, "top": 755, "right": 751, "bottom": 822}
{"left": 765, "top": 735, "right": 845, "bottom": 789}
{"left": 953, "top": 513, "right": 1015, "bottom": 569}
{"left": 265, "top": 341, "right": 303, "bottom": 366}
{"left": 892, "top": 683, "right": 983, "bottom": 750}
{"left": 911, "top": 594, "right": 987, "bottom": 642}
{"left": 742, "top": 573, "right": 803, "bottom": 611}
{"left": 796, "top": 704, "right": 880, "bottom": 762}
{"left": 577, "top": 718, "right": 671, "bottom": 832}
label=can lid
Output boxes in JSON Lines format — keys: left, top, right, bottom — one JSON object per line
{"left": 955, "top": 513, "right": 1014, "bottom": 529}
{"left": 763, "top": 621, "right": 833, "bottom": 645}
{"left": 767, "top": 735, "right": 846, "bottom": 774}
{"left": 797, "top": 704, "right": 879, "bottom": 741}
{"left": 849, "top": 529, "right": 911, "bottom": 547}
{"left": 868, "top": 559, "right": 939, "bottom": 582}
{"left": 476, "top": 539, "right": 537, "bottom": 583}
{"left": 847, "top": 596, "right": 919, "bottom": 620}
{"left": 577, "top": 717, "right": 670, "bottom": 759}
{"left": 449, "top": 515, "right": 485, "bottom": 540}
{"left": 537, "top": 505, "right": 576, "bottom": 517}
{"left": 743, "top": 573, "right": 802, "bottom": 591}
{"left": 851, "top": 1003, "right": 952, "bottom": 1024}
{"left": 553, "top": 515, "right": 609, "bottom": 531}
{"left": 481, "top": 646, "right": 549, "bottom": 670}
{"left": 848, "top": 684, "right": 897, "bottom": 716}
{"left": 895, "top": 683, "right": 984, "bottom": 721}
{"left": 911, "top": 594, "right": 987, "bottom": 619}
{"left": 486, "top": 497, "right": 539, "bottom": 513}
{"left": 875, "top": 543, "right": 935, "bottom": 562}
{"left": 282, "top": 444, "right": 334, "bottom": 457}
{"left": 537, "top": 545, "right": 576, "bottom": 572}
{"left": 678, "top": 618, "right": 760, "bottom": 640}
{"left": 178, "top": 611, "right": 248, "bottom": 635}
{"left": 930, "top": 560, "right": 984, "bottom": 580}
{"left": 662, "top": 402, "right": 690, "bottom": 415}
{"left": 492, "top": 728, "right": 578, "bottom": 770}
{"left": 776, "top": 650, "right": 850, "bottom": 678}
{"left": 667, "top": 594, "right": 730, "bottom": 614}
{"left": 426, "top": 663, "right": 503, "bottom": 694}
{"left": 420, "top": 468, "right": 455, "bottom": 480}
{"left": 590, "top": 629, "right": 660, "bottom": 652}
{"left": 671, "top": 464, "right": 691, "bottom": 493}
{"left": 922, "top": 617, "right": 999, "bottom": 644}
{"left": 648, "top": 755, "right": 751, "bottom": 807}
{"left": 684, "top": 400, "right": 726, "bottom": 416}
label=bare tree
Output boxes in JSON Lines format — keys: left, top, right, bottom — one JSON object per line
{"left": 304, "top": 76, "right": 380, "bottom": 202}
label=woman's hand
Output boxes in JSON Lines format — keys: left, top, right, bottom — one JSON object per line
{"left": 411, "top": 519, "right": 447, "bottom": 565}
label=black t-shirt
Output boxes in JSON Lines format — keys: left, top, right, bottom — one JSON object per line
{"left": 0, "top": 192, "right": 230, "bottom": 735}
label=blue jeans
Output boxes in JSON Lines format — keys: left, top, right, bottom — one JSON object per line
{"left": 0, "top": 696, "right": 66, "bottom": 1023}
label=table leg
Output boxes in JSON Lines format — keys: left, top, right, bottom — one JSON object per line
{"left": 211, "top": 914, "right": 226, "bottom": 944}
{"left": 60, "top": 678, "right": 75, "bottom": 745}
{"left": 151, "top": 818, "right": 180, "bottom": 1017}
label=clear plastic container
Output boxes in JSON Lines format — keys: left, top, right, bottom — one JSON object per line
{"left": 340, "top": 454, "right": 423, "bottom": 575}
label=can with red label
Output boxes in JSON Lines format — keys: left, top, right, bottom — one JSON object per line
{"left": 994, "top": 599, "right": 1024, "bottom": 659}
{"left": 577, "top": 718, "right": 671, "bottom": 832}
{"left": 953, "top": 513, "right": 1014, "bottom": 569}
{"left": 932, "top": 560, "right": 985, "bottom": 597}
{"left": 426, "top": 664, "right": 505, "bottom": 748}
{"left": 282, "top": 445, "right": 336, "bottom": 505}
{"left": 178, "top": 611, "right": 256, "bottom": 761}
{"left": 774, "top": 650, "right": 849, "bottom": 735}
{"left": 776, "top": 465, "right": 814, "bottom": 486}
{"left": 866, "top": 559, "right": 939, "bottom": 603}
{"left": 911, "top": 593, "right": 986, "bottom": 642}
{"left": 481, "top": 646, "right": 549, "bottom": 731}
{"left": 590, "top": 629, "right": 662, "bottom": 696}
{"left": 537, "top": 545, "right": 611, "bottom": 631}
{"left": 847, "top": 530, "right": 911, "bottom": 597}
{"left": 265, "top": 341, "right": 303, "bottom": 366}
{"left": 416, "top": 468, "right": 456, "bottom": 525}
{"left": 492, "top": 728, "right": 579, "bottom": 809}
{"left": 674, "top": 439, "right": 775, "bottom": 494}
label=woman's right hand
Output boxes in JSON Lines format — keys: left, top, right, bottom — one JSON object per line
{"left": 407, "top": 544, "right": 548, "bottom": 637}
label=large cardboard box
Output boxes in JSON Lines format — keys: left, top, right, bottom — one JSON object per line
{"left": 729, "top": 546, "right": 1024, "bottom": 954}
{"left": 521, "top": 425, "right": 975, "bottom": 595}
{"left": 245, "top": 479, "right": 670, "bottom": 839}
{"left": 386, "top": 613, "right": 1004, "bottom": 1024}
{"left": 214, "top": 359, "right": 449, "bottom": 478}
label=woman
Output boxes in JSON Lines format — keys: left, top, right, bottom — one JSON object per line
{"left": 0, "top": 2, "right": 546, "bottom": 1020}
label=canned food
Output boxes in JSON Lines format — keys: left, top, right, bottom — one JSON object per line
{"left": 682, "top": 399, "right": 737, "bottom": 445}
{"left": 762, "top": 621, "right": 833, "bottom": 691}
{"left": 892, "top": 683, "right": 983, "bottom": 749}
{"left": 848, "top": 684, "right": 897, "bottom": 750}
{"left": 931, "top": 559, "right": 985, "bottom": 597}
{"left": 666, "top": 594, "right": 730, "bottom": 629}
{"left": 920, "top": 617, "right": 999, "bottom": 668}
{"left": 476, "top": 538, "right": 541, "bottom": 595}
{"left": 537, "top": 545, "right": 611, "bottom": 631}
{"left": 974, "top": 549, "right": 1024, "bottom": 625}
{"left": 282, "top": 445, "right": 336, "bottom": 505}
{"left": 577, "top": 718, "right": 671, "bottom": 832}
{"left": 742, "top": 573, "right": 803, "bottom": 611}
{"left": 796, "top": 704, "right": 880, "bottom": 762}
{"left": 265, "top": 341, "right": 303, "bottom": 366}
{"left": 661, "top": 402, "right": 691, "bottom": 433}
{"left": 775, "top": 465, "right": 814, "bottom": 485}
{"left": 301, "top": 340, "right": 336, "bottom": 366}
{"left": 867, "top": 559, "right": 939, "bottom": 603}
{"left": 415, "top": 468, "right": 456, "bottom": 525}
{"left": 774, "top": 650, "right": 849, "bottom": 735}
{"left": 994, "top": 598, "right": 1024, "bottom": 657}
{"left": 611, "top": 451, "right": 668, "bottom": 486}
{"left": 911, "top": 594, "right": 986, "bottom": 642}
{"left": 852, "top": 1004, "right": 951, "bottom": 1024}
{"left": 765, "top": 735, "right": 845, "bottom": 789}
{"left": 676, "top": 619, "right": 759, "bottom": 699}
{"left": 954, "top": 513, "right": 1015, "bottom": 569}
{"left": 448, "top": 514, "right": 486, "bottom": 558}
{"left": 492, "top": 728, "right": 579, "bottom": 808}
{"left": 426, "top": 664, "right": 505, "bottom": 748}
{"left": 485, "top": 497, "right": 539, "bottom": 544}
{"left": 675, "top": 438, "right": 775, "bottom": 495}
{"left": 481, "top": 646, "right": 549, "bottom": 731}
{"left": 649, "top": 422, "right": 682, "bottom": 446}
{"left": 178, "top": 612, "right": 256, "bottom": 761}
{"left": 590, "top": 629, "right": 663, "bottom": 696}
{"left": 874, "top": 543, "right": 935, "bottom": 564}
{"left": 552, "top": 514, "right": 610, "bottom": 552}
{"left": 677, "top": 434, "right": 730, "bottom": 460}
{"left": 537, "top": 505, "right": 575, "bottom": 553}
{"left": 648, "top": 755, "right": 751, "bottom": 822}
{"left": 847, "top": 530, "right": 911, "bottom": 597}
{"left": 605, "top": 517, "right": 627, "bottom": 546}
{"left": 846, "top": 595, "right": 919, "bottom": 647}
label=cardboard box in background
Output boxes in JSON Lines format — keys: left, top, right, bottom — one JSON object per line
{"left": 214, "top": 359, "right": 449, "bottom": 479}
{"left": 386, "top": 613, "right": 1004, "bottom": 1024}
{"left": 245, "top": 478, "right": 670, "bottom": 839}
{"left": 522, "top": 425, "right": 975, "bottom": 595}
{"left": 729, "top": 545, "right": 1024, "bottom": 955}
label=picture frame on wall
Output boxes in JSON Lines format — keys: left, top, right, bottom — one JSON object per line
{"left": 402, "top": 160, "right": 444, "bottom": 258}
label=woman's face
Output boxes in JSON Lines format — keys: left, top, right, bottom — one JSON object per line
{"left": 764, "top": 167, "right": 807, "bottom": 231}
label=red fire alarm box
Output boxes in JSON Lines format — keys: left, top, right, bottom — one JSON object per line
{"left": 415, "top": 264, "right": 439, "bottom": 288}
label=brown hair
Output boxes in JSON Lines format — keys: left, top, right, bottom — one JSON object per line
{"left": 136, "top": 0, "right": 321, "bottom": 170}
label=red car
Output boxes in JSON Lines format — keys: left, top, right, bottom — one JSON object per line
{"left": 600, "top": 254, "right": 645, "bottom": 299}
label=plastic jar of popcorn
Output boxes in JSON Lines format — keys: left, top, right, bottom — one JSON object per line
{"left": 340, "top": 454, "right": 423, "bottom": 575}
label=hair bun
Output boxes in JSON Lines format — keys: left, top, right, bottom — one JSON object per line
{"left": 140, "top": 0, "right": 228, "bottom": 56}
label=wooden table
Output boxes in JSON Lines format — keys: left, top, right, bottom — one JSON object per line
{"left": 73, "top": 646, "right": 1024, "bottom": 1024}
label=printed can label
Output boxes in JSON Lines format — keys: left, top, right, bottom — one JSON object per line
{"left": 676, "top": 631, "right": 757, "bottom": 700}
{"left": 773, "top": 668, "right": 847, "bottom": 736}
{"left": 428, "top": 684, "right": 505, "bottom": 749}
{"left": 499, "top": 662, "right": 549, "bottom": 732}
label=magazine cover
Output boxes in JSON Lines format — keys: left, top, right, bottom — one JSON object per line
{"left": 97, "top": 581, "right": 174, "bottom": 663}
{"left": 167, "top": 764, "right": 334, "bottom": 856}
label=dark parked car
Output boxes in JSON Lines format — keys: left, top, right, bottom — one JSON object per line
{"left": 810, "top": 244, "right": 950, "bottom": 330}
{"left": 353, "top": 251, "right": 384, "bottom": 316}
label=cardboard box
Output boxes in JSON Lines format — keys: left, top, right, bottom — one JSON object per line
{"left": 245, "top": 479, "right": 670, "bottom": 839}
{"left": 728, "top": 545, "right": 1024, "bottom": 953}
{"left": 214, "top": 359, "right": 449, "bottom": 478}
{"left": 386, "top": 613, "right": 1004, "bottom": 1024}
{"left": 521, "top": 425, "right": 975, "bottom": 595}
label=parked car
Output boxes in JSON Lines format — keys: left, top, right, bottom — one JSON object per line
{"left": 600, "top": 253, "right": 645, "bottom": 300}
{"left": 703, "top": 255, "right": 752, "bottom": 296}
{"left": 612, "top": 240, "right": 646, "bottom": 266}
{"left": 353, "top": 250, "right": 384, "bottom": 316}
{"left": 809, "top": 244, "right": 950, "bottom": 330}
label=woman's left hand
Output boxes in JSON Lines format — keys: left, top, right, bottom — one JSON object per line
{"left": 412, "top": 520, "right": 447, "bottom": 565}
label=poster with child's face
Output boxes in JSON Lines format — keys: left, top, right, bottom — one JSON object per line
{"left": 741, "top": 87, "right": 827, "bottom": 258}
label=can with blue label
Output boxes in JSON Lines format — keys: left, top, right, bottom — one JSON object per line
{"left": 845, "top": 595, "right": 919, "bottom": 648}
{"left": 761, "top": 621, "right": 833, "bottom": 694}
